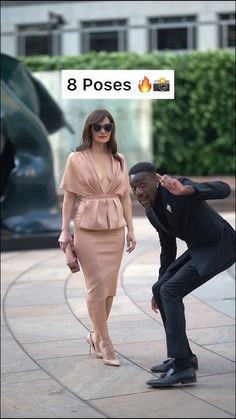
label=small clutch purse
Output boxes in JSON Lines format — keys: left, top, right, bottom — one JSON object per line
{"left": 65, "top": 243, "right": 80, "bottom": 273}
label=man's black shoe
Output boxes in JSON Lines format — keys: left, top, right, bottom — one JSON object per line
{"left": 146, "top": 367, "right": 197, "bottom": 388}
{"left": 150, "top": 354, "right": 198, "bottom": 373}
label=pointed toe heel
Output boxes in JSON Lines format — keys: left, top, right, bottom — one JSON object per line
{"left": 100, "top": 337, "right": 120, "bottom": 367}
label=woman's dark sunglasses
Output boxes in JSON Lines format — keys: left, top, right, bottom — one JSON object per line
{"left": 91, "top": 123, "right": 114, "bottom": 133}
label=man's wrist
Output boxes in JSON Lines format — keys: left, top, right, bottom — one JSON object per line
{"left": 183, "top": 186, "right": 195, "bottom": 195}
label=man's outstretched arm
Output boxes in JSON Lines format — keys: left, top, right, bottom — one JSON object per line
{"left": 158, "top": 174, "right": 231, "bottom": 200}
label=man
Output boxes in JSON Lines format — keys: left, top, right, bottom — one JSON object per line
{"left": 129, "top": 162, "right": 235, "bottom": 388}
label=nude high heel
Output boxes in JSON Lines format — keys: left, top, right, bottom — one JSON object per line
{"left": 86, "top": 331, "right": 103, "bottom": 359}
{"left": 99, "top": 336, "right": 120, "bottom": 367}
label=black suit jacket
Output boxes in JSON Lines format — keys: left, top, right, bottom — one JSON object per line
{"left": 146, "top": 178, "right": 236, "bottom": 278}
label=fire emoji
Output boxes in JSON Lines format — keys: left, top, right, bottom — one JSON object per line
{"left": 138, "top": 76, "right": 151, "bottom": 93}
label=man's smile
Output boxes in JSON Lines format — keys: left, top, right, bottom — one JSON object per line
{"left": 139, "top": 197, "right": 151, "bottom": 208}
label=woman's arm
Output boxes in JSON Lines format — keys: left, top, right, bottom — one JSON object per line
{"left": 120, "top": 190, "right": 136, "bottom": 253}
{"left": 58, "top": 190, "right": 77, "bottom": 251}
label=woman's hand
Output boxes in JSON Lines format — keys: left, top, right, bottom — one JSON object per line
{"left": 58, "top": 230, "right": 73, "bottom": 252}
{"left": 126, "top": 230, "right": 136, "bottom": 254}
{"left": 151, "top": 296, "right": 159, "bottom": 313}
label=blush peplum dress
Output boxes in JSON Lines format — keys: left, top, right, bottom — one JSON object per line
{"left": 60, "top": 149, "right": 129, "bottom": 301}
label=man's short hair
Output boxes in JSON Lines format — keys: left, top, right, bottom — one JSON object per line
{"left": 129, "top": 162, "right": 157, "bottom": 176}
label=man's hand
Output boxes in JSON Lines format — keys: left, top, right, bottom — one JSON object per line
{"left": 157, "top": 174, "right": 195, "bottom": 196}
{"left": 151, "top": 296, "right": 159, "bottom": 313}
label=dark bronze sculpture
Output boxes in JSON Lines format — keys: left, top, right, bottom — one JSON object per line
{"left": 1, "top": 53, "right": 73, "bottom": 235}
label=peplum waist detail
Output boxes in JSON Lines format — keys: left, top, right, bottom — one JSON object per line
{"left": 76, "top": 194, "right": 126, "bottom": 230}
{"left": 81, "top": 194, "right": 117, "bottom": 201}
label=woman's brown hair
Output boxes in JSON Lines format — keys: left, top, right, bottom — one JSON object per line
{"left": 76, "top": 109, "right": 123, "bottom": 165}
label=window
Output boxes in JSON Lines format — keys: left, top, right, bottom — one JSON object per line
{"left": 219, "top": 13, "right": 235, "bottom": 48}
{"left": 81, "top": 20, "right": 127, "bottom": 53}
{"left": 149, "top": 16, "right": 197, "bottom": 51}
{"left": 17, "top": 23, "right": 61, "bottom": 56}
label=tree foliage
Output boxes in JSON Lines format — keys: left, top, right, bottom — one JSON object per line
{"left": 22, "top": 50, "right": 235, "bottom": 175}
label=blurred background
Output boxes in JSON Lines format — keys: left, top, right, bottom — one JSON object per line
{"left": 1, "top": 0, "right": 235, "bottom": 246}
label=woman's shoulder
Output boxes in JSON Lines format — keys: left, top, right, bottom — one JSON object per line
{"left": 68, "top": 150, "right": 84, "bottom": 160}
{"left": 117, "top": 152, "right": 125, "bottom": 160}
{"left": 117, "top": 153, "right": 129, "bottom": 167}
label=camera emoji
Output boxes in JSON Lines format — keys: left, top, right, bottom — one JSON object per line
{"left": 153, "top": 77, "right": 170, "bottom": 91}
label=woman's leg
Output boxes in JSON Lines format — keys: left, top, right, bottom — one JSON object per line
{"left": 105, "top": 296, "right": 113, "bottom": 319}
{"left": 86, "top": 299, "right": 108, "bottom": 339}
{"left": 87, "top": 298, "right": 119, "bottom": 366}
{"left": 86, "top": 297, "right": 114, "bottom": 345}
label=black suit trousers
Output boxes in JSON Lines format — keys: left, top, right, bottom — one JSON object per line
{"left": 152, "top": 258, "right": 212, "bottom": 358}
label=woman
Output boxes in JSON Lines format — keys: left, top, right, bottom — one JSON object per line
{"left": 58, "top": 109, "right": 136, "bottom": 367}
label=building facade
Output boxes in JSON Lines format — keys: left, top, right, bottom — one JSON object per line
{"left": 2, "top": 1, "right": 235, "bottom": 57}
{"left": 1, "top": 1, "right": 235, "bottom": 193}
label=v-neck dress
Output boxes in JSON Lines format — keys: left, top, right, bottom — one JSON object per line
{"left": 60, "top": 149, "right": 129, "bottom": 300}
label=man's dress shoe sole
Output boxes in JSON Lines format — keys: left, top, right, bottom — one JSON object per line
{"left": 146, "top": 367, "right": 197, "bottom": 388}
{"left": 150, "top": 354, "right": 198, "bottom": 373}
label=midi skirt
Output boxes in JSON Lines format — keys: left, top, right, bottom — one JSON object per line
{"left": 74, "top": 225, "right": 125, "bottom": 301}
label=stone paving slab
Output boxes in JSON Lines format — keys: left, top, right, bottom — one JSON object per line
{"left": 2, "top": 370, "right": 51, "bottom": 385}
{"left": 2, "top": 338, "right": 41, "bottom": 374}
{"left": 6, "top": 314, "right": 86, "bottom": 344}
{"left": 203, "top": 341, "right": 235, "bottom": 361}
{"left": 23, "top": 338, "right": 91, "bottom": 360}
{"left": 5, "top": 280, "right": 68, "bottom": 307}
{"left": 192, "top": 270, "right": 235, "bottom": 318}
{"left": 38, "top": 355, "right": 154, "bottom": 401}
{"left": 90, "top": 387, "right": 234, "bottom": 418}
{"left": 1, "top": 325, "right": 13, "bottom": 341}
{"left": 107, "top": 319, "right": 166, "bottom": 344}
{"left": 113, "top": 340, "right": 235, "bottom": 378}
{"left": 2, "top": 378, "right": 105, "bottom": 418}
{"left": 184, "top": 300, "right": 234, "bottom": 329}
{"left": 1, "top": 214, "right": 235, "bottom": 418}
{"left": 187, "top": 324, "right": 235, "bottom": 345}
{"left": 67, "top": 297, "right": 91, "bottom": 318}
{"left": 184, "top": 372, "right": 235, "bottom": 416}
{"left": 5, "top": 303, "right": 71, "bottom": 317}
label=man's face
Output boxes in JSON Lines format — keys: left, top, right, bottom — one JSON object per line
{"left": 129, "top": 171, "right": 158, "bottom": 208}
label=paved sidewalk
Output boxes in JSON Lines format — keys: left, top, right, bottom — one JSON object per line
{"left": 1, "top": 213, "right": 235, "bottom": 418}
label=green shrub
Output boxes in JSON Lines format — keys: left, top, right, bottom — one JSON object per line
{"left": 21, "top": 50, "right": 235, "bottom": 175}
